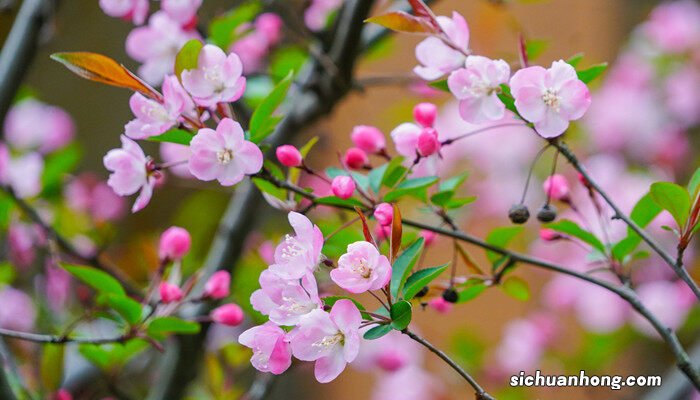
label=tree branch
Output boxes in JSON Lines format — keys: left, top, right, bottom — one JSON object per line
{"left": 0, "top": 327, "right": 130, "bottom": 345}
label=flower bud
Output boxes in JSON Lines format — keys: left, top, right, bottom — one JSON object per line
{"left": 539, "top": 228, "right": 562, "bottom": 241}
{"left": 276, "top": 145, "right": 303, "bottom": 167}
{"left": 543, "top": 174, "right": 570, "bottom": 201}
{"left": 344, "top": 147, "right": 369, "bottom": 170}
{"left": 441, "top": 288, "right": 459, "bottom": 303}
{"left": 55, "top": 389, "right": 73, "bottom": 400}
{"left": 203, "top": 271, "right": 231, "bottom": 299}
{"left": 413, "top": 102, "right": 438, "bottom": 128}
{"left": 417, "top": 128, "right": 441, "bottom": 157}
{"left": 331, "top": 176, "right": 356, "bottom": 199}
{"left": 351, "top": 125, "right": 385, "bottom": 153}
{"left": 508, "top": 204, "right": 530, "bottom": 224}
{"left": 537, "top": 204, "right": 557, "bottom": 223}
{"left": 420, "top": 230, "right": 437, "bottom": 246}
{"left": 211, "top": 303, "right": 244, "bottom": 327}
{"left": 255, "top": 13, "right": 283, "bottom": 44}
{"left": 159, "top": 282, "right": 183, "bottom": 303}
{"left": 374, "top": 224, "right": 391, "bottom": 241}
{"left": 159, "top": 226, "right": 191, "bottom": 261}
{"left": 374, "top": 202, "right": 393, "bottom": 226}
{"left": 428, "top": 297, "right": 453, "bottom": 314}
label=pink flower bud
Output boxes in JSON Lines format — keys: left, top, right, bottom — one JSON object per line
{"left": 543, "top": 174, "right": 570, "bottom": 201}
{"left": 428, "top": 297, "right": 453, "bottom": 314}
{"left": 413, "top": 102, "right": 438, "bottom": 127}
{"left": 159, "top": 282, "right": 183, "bottom": 303}
{"left": 374, "top": 224, "right": 391, "bottom": 241}
{"left": 375, "top": 351, "right": 407, "bottom": 372}
{"left": 159, "top": 226, "right": 191, "bottom": 261}
{"left": 255, "top": 13, "right": 283, "bottom": 44}
{"left": 420, "top": 230, "right": 437, "bottom": 246}
{"left": 276, "top": 145, "right": 303, "bottom": 167}
{"left": 374, "top": 203, "right": 393, "bottom": 226}
{"left": 344, "top": 147, "right": 368, "bottom": 170}
{"left": 539, "top": 228, "right": 562, "bottom": 241}
{"left": 417, "top": 128, "right": 440, "bottom": 157}
{"left": 203, "top": 271, "right": 231, "bottom": 299}
{"left": 350, "top": 125, "right": 385, "bottom": 153}
{"left": 331, "top": 176, "right": 356, "bottom": 199}
{"left": 211, "top": 303, "right": 244, "bottom": 326}
{"left": 55, "top": 389, "right": 73, "bottom": 400}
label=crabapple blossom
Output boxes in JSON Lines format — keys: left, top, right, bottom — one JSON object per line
{"left": 414, "top": 12, "right": 470, "bottom": 80}
{"left": 103, "top": 136, "right": 157, "bottom": 212}
{"left": 290, "top": 299, "right": 362, "bottom": 383}
{"left": 238, "top": 321, "right": 292, "bottom": 374}
{"left": 255, "top": 13, "right": 284, "bottom": 44}
{"left": 0, "top": 286, "right": 36, "bottom": 332}
{"left": 4, "top": 99, "right": 75, "bottom": 153}
{"left": 343, "top": 147, "right": 368, "bottom": 170}
{"left": 276, "top": 145, "right": 303, "bottom": 167}
{"left": 126, "top": 12, "right": 199, "bottom": 85}
{"left": 250, "top": 270, "right": 322, "bottom": 325}
{"left": 391, "top": 122, "right": 439, "bottom": 177}
{"left": 8, "top": 222, "right": 37, "bottom": 268}
{"left": 355, "top": 329, "right": 422, "bottom": 373}
{"left": 510, "top": 60, "right": 592, "bottom": 138}
{"left": 125, "top": 75, "right": 194, "bottom": 139}
{"left": 187, "top": 118, "right": 263, "bottom": 186}
{"left": 427, "top": 297, "right": 453, "bottom": 314}
{"left": 543, "top": 174, "right": 570, "bottom": 201}
{"left": 416, "top": 127, "right": 441, "bottom": 157}
{"left": 181, "top": 45, "right": 246, "bottom": 107}
{"left": 159, "top": 142, "right": 192, "bottom": 178}
{"left": 331, "top": 176, "right": 356, "bottom": 199}
{"left": 373, "top": 203, "right": 393, "bottom": 226}
{"left": 494, "top": 314, "right": 557, "bottom": 374}
{"left": 211, "top": 304, "right": 244, "bottom": 327}
{"left": 448, "top": 56, "right": 511, "bottom": 124}
{"left": 267, "top": 212, "right": 324, "bottom": 279}
{"left": 630, "top": 281, "right": 693, "bottom": 337}
{"left": 330, "top": 241, "right": 391, "bottom": 293}
{"left": 159, "top": 282, "right": 183, "bottom": 303}
{"left": 413, "top": 103, "right": 438, "bottom": 128}
{"left": 350, "top": 125, "right": 385, "bottom": 153}
{"left": 304, "top": 0, "right": 343, "bottom": 31}
{"left": 203, "top": 271, "right": 231, "bottom": 299}
{"left": 2, "top": 151, "right": 44, "bottom": 199}
{"left": 159, "top": 226, "right": 191, "bottom": 260}
{"left": 231, "top": 13, "right": 283, "bottom": 73}
{"left": 161, "top": 0, "right": 202, "bottom": 26}
{"left": 99, "top": 0, "right": 149, "bottom": 25}
{"left": 643, "top": 0, "right": 700, "bottom": 54}
{"left": 372, "top": 366, "right": 444, "bottom": 400}
{"left": 66, "top": 174, "right": 126, "bottom": 222}
{"left": 45, "top": 264, "right": 71, "bottom": 312}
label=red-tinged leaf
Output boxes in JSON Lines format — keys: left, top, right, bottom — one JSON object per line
{"left": 455, "top": 242, "right": 484, "bottom": 275}
{"left": 51, "top": 52, "right": 160, "bottom": 100}
{"left": 518, "top": 33, "right": 529, "bottom": 68}
{"left": 365, "top": 11, "right": 436, "bottom": 34}
{"left": 391, "top": 204, "right": 403, "bottom": 262}
{"left": 408, "top": 0, "right": 439, "bottom": 26}
{"left": 354, "top": 207, "right": 375, "bottom": 244}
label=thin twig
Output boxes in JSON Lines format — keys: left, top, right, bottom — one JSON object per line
{"left": 0, "top": 328, "right": 130, "bottom": 345}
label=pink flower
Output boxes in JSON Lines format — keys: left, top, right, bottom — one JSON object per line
{"left": 631, "top": 281, "right": 692, "bottom": 338}
{"left": 45, "top": 264, "right": 71, "bottom": 312}
{"left": 448, "top": 56, "right": 510, "bottom": 124}
{"left": 330, "top": 241, "right": 391, "bottom": 294}
{"left": 181, "top": 45, "right": 246, "bottom": 107}
{"left": 255, "top": 13, "right": 283, "bottom": 45}
{"left": 390, "top": 122, "right": 439, "bottom": 177}
{"left": 238, "top": 321, "right": 292, "bottom": 374}
{"left": 230, "top": 34, "right": 269, "bottom": 74}
{"left": 8, "top": 222, "right": 37, "bottom": 267}
{"left": 666, "top": 66, "right": 700, "bottom": 127}
{"left": 2, "top": 151, "right": 44, "bottom": 199}
{"left": 103, "top": 136, "right": 157, "bottom": 213}
{"left": 539, "top": 228, "right": 562, "bottom": 241}
{"left": 0, "top": 286, "right": 36, "bottom": 332}
{"left": 420, "top": 230, "right": 437, "bottom": 246}
{"left": 414, "top": 12, "right": 470, "bottom": 80}
{"left": 495, "top": 314, "right": 557, "bottom": 374}
{"left": 161, "top": 0, "right": 202, "bottom": 26}
{"left": 643, "top": 0, "right": 700, "bottom": 54}
{"left": 373, "top": 203, "right": 393, "bottom": 226}
{"left": 159, "top": 226, "right": 191, "bottom": 260}
{"left": 267, "top": 212, "right": 324, "bottom": 280}
{"left": 211, "top": 303, "right": 244, "bottom": 326}
{"left": 304, "top": 0, "right": 343, "bottom": 31}
{"left": 413, "top": 103, "right": 438, "bottom": 128}
{"left": 290, "top": 299, "right": 362, "bottom": 383}
{"left": 126, "top": 12, "right": 199, "bottom": 85}
{"left": 427, "top": 297, "right": 452, "bottom": 314}
{"left": 355, "top": 329, "right": 422, "bottom": 372}
{"left": 351, "top": 125, "right": 385, "bottom": 153}
{"left": 160, "top": 142, "right": 192, "bottom": 178}
{"left": 416, "top": 127, "right": 440, "bottom": 157}
{"left": 203, "top": 271, "right": 230, "bottom": 299}
{"left": 187, "top": 118, "right": 263, "bottom": 186}
{"left": 125, "top": 75, "right": 194, "bottom": 139}
{"left": 543, "top": 174, "right": 570, "bottom": 201}
{"left": 276, "top": 145, "right": 303, "bottom": 167}
{"left": 99, "top": 0, "right": 149, "bottom": 25}
{"left": 372, "top": 366, "right": 443, "bottom": 400}
{"left": 343, "top": 147, "right": 368, "bottom": 170}
{"left": 250, "top": 270, "right": 322, "bottom": 325}
{"left": 510, "top": 60, "right": 591, "bottom": 138}
{"left": 66, "top": 174, "right": 126, "bottom": 222}
{"left": 4, "top": 99, "right": 74, "bottom": 153}
{"left": 331, "top": 176, "right": 356, "bottom": 200}
{"left": 159, "top": 282, "right": 183, "bottom": 303}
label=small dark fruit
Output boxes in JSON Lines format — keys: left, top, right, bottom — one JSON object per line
{"left": 508, "top": 204, "right": 530, "bottom": 224}
{"left": 537, "top": 204, "right": 557, "bottom": 223}
{"left": 442, "top": 288, "right": 459, "bottom": 303}
{"left": 415, "top": 286, "right": 429, "bottom": 298}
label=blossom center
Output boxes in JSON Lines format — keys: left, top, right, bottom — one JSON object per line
{"left": 352, "top": 258, "right": 372, "bottom": 279}
{"left": 281, "top": 235, "right": 304, "bottom": 260}
{"left": 281, "top": 296, "right": 316, "bottom": 314}
{"left": 313, "top": 332, "right": 344, "bottom": 349}
{"left": 203, "top": 66, "right": 226, "bottom": 92}
{"left": 541, "top": 88, "right": 561, "bottom": 111}
{"left": 217, "top": 149, "right": 234, "bottom": 164}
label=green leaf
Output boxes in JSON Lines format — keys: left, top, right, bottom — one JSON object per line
{"left": 148, "top": 128, "right": 193, "bottom": 145}
{"left": 428, "top": 79, "right": 449, "bottom": 92}
{"left": 444, "top": 196, "right": 477, "bottom": 209}
{"left": 430, "top": 190, "right": 454, "bottom": 207}
{"left": 42, "top": 144, "right": 81, "bottom": 194}
{"left": 368, "top": 163, "right": 389, "bottom": 194}
{"left": 566, "top": 53, "right": 585, "bottom": 68}
{"left": 650, "top": 182, "right": 691, "bottom": 228}
{"left": 612, "top": 193, "right": 663, "bottom": 261}
{"left": 688, "top": 168, "right": 700, "bottom": 199}
{"left": 363, "top": 324, "right": 392, "bottom": 340}
{"left": 174, "top": 39, "right": 203, "bottom": 79}
{"left": 63, "top": 264, "right": 125, "bottom": 296}
{"left": 485, "top": 227, "right": 523, "bottom": 262}
{"left": 439, "top": 173, "right": 469, "bottom": 192}
{"left": 390, "top": 300, "right": 412, "bottom": 331}
{"left": 402, "top": 264, "right": 448, "bottom": 300}
{"left": 501, "top": 277, "right": 530, "bottom": 301}
{"left": 41, "top": 345, "right": 64, "bottom": 391}
{"left": 270, "top": 46, "right": 307, "bottom": 82}
{"left": 397, "top": 176, "right": 439, "bottom": 190}
{"left": 381, "top": 157, "right": 407, "bottom": 188}
{"left": 525, "top": 39, "right": 548, "bottom": 61}
{"left": 249, "top": 71, "right": 294, "bottom": 143}
{"left": 288, "top": 136, "right": 319, "bottom": 185}
{"left": 457, "top": 281, "right": 487, "bottom": 303}
{"left": 497, "top": 84, "right": 518, "bottom": 115}
{"left": 102, "top": 294, "right": 143, "bottom": 325}
{"left": 79, "top": 344, "right": 111, "bottom": 369}
{"left": 545, "top": 219, "right": 605, "bottom": 253}
{"left": 384, "top": 176, "right": 439, "bottom": 202}
{"left": 208, "top": 2, "right": 262, "bottom": 48}
{"left": 390, "top": 238, "right": 425, "bottom": 299}
{"left": 252, "top": 178, "right": 286, "bottom": 200}
{"left": 315, "top": 196, "right": 365, "bottom": 208}
{"left": 147, "top": 317, "right": 200, "bottom": 340}
{"left": 577, "top": 63, "right": 608, "bottom": 84}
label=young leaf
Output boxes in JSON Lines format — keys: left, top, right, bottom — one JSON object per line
{"left": 408, "top": 0, "right": 440, "bottom": 26}
{"left": 497, "top": 84, "right": 518, "bottom": 115}
{"left": 457, "top": 281, "right": 487, "bottom": 303}
{"left": 650, "top": 182, "right": 691, "bottom": 228}
{"left": 485, "top": 226, "right": 524, "bottom": 262}
{"left": 501, "top": 276, "right": 530, "bottom": 301}
{"left": 41, "top": 345, "right": 65, "bottom": 391}
{"left": 612, "top": 192, "right": 663, "bottom": 261}
{"left": 42, "top": 144, "right": 81, "bottom": 194}
{"left": 147, "top": 129, "right": 193, "bottom": 145}
{"left": 525, "top": 39, "right": 548, "bottom": 61}
{"left": 391, "top": 204, "right": 403, "bottom": 262}
{"left": 79, "top": 344, "right": 111, "bottom": 369}
{"left": 566, "top": 53, "right": 585, "bottom": 68}
{"left": 455, "top": 244, "right": 484, "bottom": 275}
{"left": 354, "top": 207, "right": 374, "bottom": 244}
{"left": 545, "top": 219, "right": 605, "bottom": 253}
{"left": 315, "top": 196, "right": 365, "bottom": 208}
{"left": 384, "top": 176, "right": 439, "bottom": 202}
{"left": 174, "top": 39, "right": 203, "bottom": 79}
{"left": 288, "top": 136, "right": 319, "bottom": 185}
{"left": 51, "top": 52, "right": 158, "bottom": 99}
{"left": 63, "top": 264, "right": 125, "bottom": 296}
{"left": 390, "top": 238, "right": 425, "bottom": 299}
{"left": 688, "top": 168, "right": 700, "bottom": 199}
{"left": 249, "top": 71, "right": 294, "bottom": 143}
{"left": 208, "top": 2, "right": 262, "bottom": 48}
{"left": 439, "top": 173, "right": 469, "bottom": 192}
{"left": 365, "top": 11, "right": 435, "bottom": 34}
{"left": 428, "top": 79, "right": 449, "bottom": 92}
{"left": 402, "top": 264, "right": 448, "bottom": 300}
{"left": 577, "top": 63, "right": 608, "bottom": 84}
{"left": 252, "top": 178, "right": 287, "bottom": 200}
{"left": 368, "top": 163, "right": 389, "bottom": 194}
{"left": 147, "top": 316, "right": 200, "bottom": 340}
{"left": 363, "top": 324, "right": 392, "bottom": 340}
{"left": 102, "top": 294, "right": 143, "bottom": 325}
{"left": 390, "top": 300, "right": 412, "bottom": 331}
